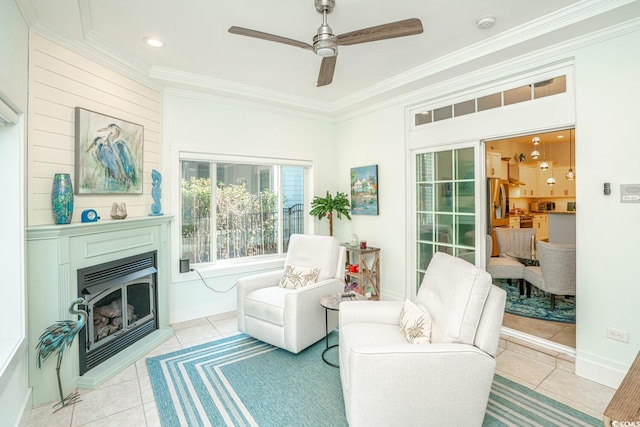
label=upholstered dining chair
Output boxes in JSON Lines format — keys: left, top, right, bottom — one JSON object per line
{"left": 486, "top": 228, "right": 536, "bottom": 293}
{"left": 339, "top": 252, "right": 506, "bottom": 426}
{"left": 236, "top": 234, "right": 346, "bottom": 354}
{"left": 524, "top": 241, "right": 576, "bottom": 310}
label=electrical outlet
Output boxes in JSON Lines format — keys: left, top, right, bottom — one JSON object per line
{"left": 606, "top": 327, "right": 629, "bottom": 343}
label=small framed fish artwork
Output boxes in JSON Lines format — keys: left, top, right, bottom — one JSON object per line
{"left": 74, "top": 107, "right": 144, "bottom": 194}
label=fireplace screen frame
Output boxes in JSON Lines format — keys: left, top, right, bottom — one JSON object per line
{"left": 78, "top": 251, "right": 158, "bottom": 375}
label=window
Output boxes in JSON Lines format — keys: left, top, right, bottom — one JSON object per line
{"left": 180, "top": 156, "right": 307, "bottom": 266}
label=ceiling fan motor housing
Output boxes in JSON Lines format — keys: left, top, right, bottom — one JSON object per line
{"left": 315, "top": 0, "right": 335, "bottom": 14}
{"left": 313, "top": 0, "right": 337, "bottom": 57}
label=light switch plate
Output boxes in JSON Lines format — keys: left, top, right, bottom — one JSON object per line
{"left": 620, "top": 184, "right": 640, "bottom": 203}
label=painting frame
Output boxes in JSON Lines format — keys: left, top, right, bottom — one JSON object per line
{"left": 350, "top": 164, "right": 379, "bottom": 216}
{"left": 74, "top": 107, "right": 144, "bottom": 195}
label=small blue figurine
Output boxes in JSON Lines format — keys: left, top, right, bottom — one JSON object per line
{"left": 36, "top": 298, "right": 88, "bottom": 411}
{"left": 149, "top": 169, "right": 163, "bottom": 216}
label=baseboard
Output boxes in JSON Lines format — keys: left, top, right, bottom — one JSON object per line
{"left": 575, "top": 350, "right": 629, "bottom": 389}
{"left": 15, "top": 388, "right": 31, "bottom": 427}
{"left": 169, "top": 299, "right": 237, "bottom": 324}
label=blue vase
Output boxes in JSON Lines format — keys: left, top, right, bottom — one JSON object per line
{"left": 51, "top": 173, "right": 74, "bottom": 224}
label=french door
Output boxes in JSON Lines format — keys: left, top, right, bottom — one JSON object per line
{"left": 413, "top": 144, "right": 478, "bottom": 293}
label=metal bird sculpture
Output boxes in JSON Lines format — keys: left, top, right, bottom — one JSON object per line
{"left": 36, "top": 297, "right": 88, "bottom": 411}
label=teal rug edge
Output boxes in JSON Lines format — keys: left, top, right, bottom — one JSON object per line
{"left": 147, "top": 333, "right": 599, "bottom": 427}
{"left": 495, "top": 279, "right": 576, "bottom": 324}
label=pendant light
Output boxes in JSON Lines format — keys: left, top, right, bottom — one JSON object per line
{"left": 539, "top": 135, "right": 550, "bottom": 170}
{"left": 531, "top": 136, "right": 540, "bottom": 159}
{"left": 566, "top": 129, "right": 575, "bottom": 180}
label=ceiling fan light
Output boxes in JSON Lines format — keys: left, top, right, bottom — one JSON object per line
{"left": 316, "top": 47, "right": 336, "bottom": 57}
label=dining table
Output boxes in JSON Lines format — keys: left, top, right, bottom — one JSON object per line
{"left": 505, "top": 250, "right": 539, "bottom": 297}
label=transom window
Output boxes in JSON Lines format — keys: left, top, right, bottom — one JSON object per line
{"left": 180, "top": 155, "right": 308, "bottom": 266}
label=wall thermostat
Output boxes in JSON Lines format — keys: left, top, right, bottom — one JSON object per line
{"left": 81, "top": 209, "right": 100, "bottom": 222}
{"left": 620, "top": 184, "right": 640, "bottom": 203}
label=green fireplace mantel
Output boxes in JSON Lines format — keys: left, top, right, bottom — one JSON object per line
{"left": 27, "top": 216, "right": 173, "bottom": 405}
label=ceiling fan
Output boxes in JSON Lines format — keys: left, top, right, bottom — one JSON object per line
{"left": 228, "top": 0, "right": 423, "bottom": 87}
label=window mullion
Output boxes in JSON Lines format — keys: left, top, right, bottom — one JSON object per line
{"left": 210, "top": 162, "right": 217, "bottom": 263}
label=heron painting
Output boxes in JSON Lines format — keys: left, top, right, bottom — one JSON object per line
{"left": 36, "top": 297, "right": 88, "bottom": 411}
{"left": 75, "top": 108, "right": 143, "bottom": 194}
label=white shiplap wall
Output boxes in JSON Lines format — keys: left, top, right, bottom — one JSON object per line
{"left": 28, "top": 33, "right": 162, "bottom": 226}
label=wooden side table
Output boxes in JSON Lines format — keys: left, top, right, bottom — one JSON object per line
{"left": 342, "top": 245, "right": 380, "bottom": 297}
{"left": 603, "top": 351, "right": 640, "bottom": 426}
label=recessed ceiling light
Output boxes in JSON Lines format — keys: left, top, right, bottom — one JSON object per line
{"left": 143, "top": 37, "right": 164, "bottom": 48}
{"left": 557, "top": 135, "right": 564, "bottom": 138}
{"left": 476, "top": 16, "right": 496, "bottom": 30}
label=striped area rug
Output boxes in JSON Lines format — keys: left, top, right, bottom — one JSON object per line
{"left": 147, "top": 333, "right": 599, "bottom": 427}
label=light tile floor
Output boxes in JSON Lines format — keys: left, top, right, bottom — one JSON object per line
{"left": 503, "top": 312, "right": 576, "bottom": 348}
{"left": 27, "top": 312, "right": 613, "bottom": 426}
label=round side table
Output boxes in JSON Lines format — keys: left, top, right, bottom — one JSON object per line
{"left": 320, "top": 292, "right": 367, "bottom": 368}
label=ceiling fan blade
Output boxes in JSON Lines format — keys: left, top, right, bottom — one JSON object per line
{"left": 337, "top": 18, "right": 423, "bottom": 46}
{"left": 228, "top": 26, "right": 313, "bottom": 51}
{"left": 316, "top": 56, "right": 337, "bottom": 87}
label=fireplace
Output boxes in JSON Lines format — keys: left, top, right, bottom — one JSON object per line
{"left": 78, "top": 251, "right": 158, "bottom": 375}
{"left": 27, "top": 216, "right": 172, "bottom": 405}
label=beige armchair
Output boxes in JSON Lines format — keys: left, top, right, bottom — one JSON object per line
{"left": 236, "top": 234, "right": 346, "bottom": 354}
{"left": 339, "top": 252, "right": 506, "bottom": 426}
{"left": 524, "top": 241, "right": 576, "bottom": 310}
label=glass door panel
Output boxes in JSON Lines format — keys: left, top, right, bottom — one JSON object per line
{"left": 415, "top": 145, "right": 476, "bottom": 293}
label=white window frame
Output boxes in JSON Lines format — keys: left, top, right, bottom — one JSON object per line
{"left": 174, "top": 151, "right": 313, "bottom": 278}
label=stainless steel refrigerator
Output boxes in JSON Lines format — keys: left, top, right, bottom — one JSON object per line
{"left": 487, "top": 178, "right": 509, "bottom": 255}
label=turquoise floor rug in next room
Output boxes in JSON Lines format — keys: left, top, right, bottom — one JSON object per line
{"left": 496, "top": 279, "right": 576, "bottom": 324}
{"left": 147, "top": 333, "right": 598, "bottom": 427}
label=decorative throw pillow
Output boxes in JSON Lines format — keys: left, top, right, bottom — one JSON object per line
{"left": 279, "top": 265, "right": 321, "bottom": 289}
{"left": 399, "top": 300, "right": 432, "bottom": 344}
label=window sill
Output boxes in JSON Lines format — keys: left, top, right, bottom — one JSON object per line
{"left": 174, "top": 257, "right": 285, "bottom": 283}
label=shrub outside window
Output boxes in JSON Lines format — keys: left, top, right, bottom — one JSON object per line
{"left": 180, "top": 158, "right": 306, "bottom": 266}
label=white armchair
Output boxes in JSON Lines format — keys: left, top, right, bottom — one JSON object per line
{"left": 237, "top": 234, "right": 346, "bottom": 354}
{"left": 339, "top": 252, "right": 506, "bottom": 426}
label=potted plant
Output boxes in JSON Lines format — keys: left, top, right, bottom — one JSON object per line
{"left": 309, "top": 191, "right": 352, "bottom": 236}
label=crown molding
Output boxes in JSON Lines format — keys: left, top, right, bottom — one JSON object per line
{"left": 330, "top": 0, "right": 638, "bottom": 113}
{"left": 152, "top": 66, "right": 334, "bottom": 117}
{"left": 14, "top": 0, "right": 37, "bottom": 27}
{"left": 337, "top": 15, "right": 640, "bottom": 123}
{"left": 18, "top": 0, "right": 639, "bottom": 120}
{"left": 29, "top": 24, "right": 163, "bottom": 92}
{"left": 163, "top": 87, "right": 336, "bottom": 124}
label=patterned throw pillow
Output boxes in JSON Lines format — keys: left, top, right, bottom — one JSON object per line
{"left": 399, "top": 300, "right": 432, "bottom": 344}
{"left": 279, "top": 265, "right": 321, "bottom": 289}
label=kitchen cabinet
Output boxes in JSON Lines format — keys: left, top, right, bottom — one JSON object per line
{"left": 509, "top": 216, "right": 520, "bottom": 229}
{"left": 533, "top": 214, "right": 548, "bottom": 241}
{"left": 550, "top": 168, "right": 576, "bottom": 197}
{"left": 486, "top": 151, "right": 503, "bottom": 178}
{"left": 499, "top": 159, "right": 508, "bottom": 180}
{"left": 509, "top": 164, "right": 537, "bottom": 197}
